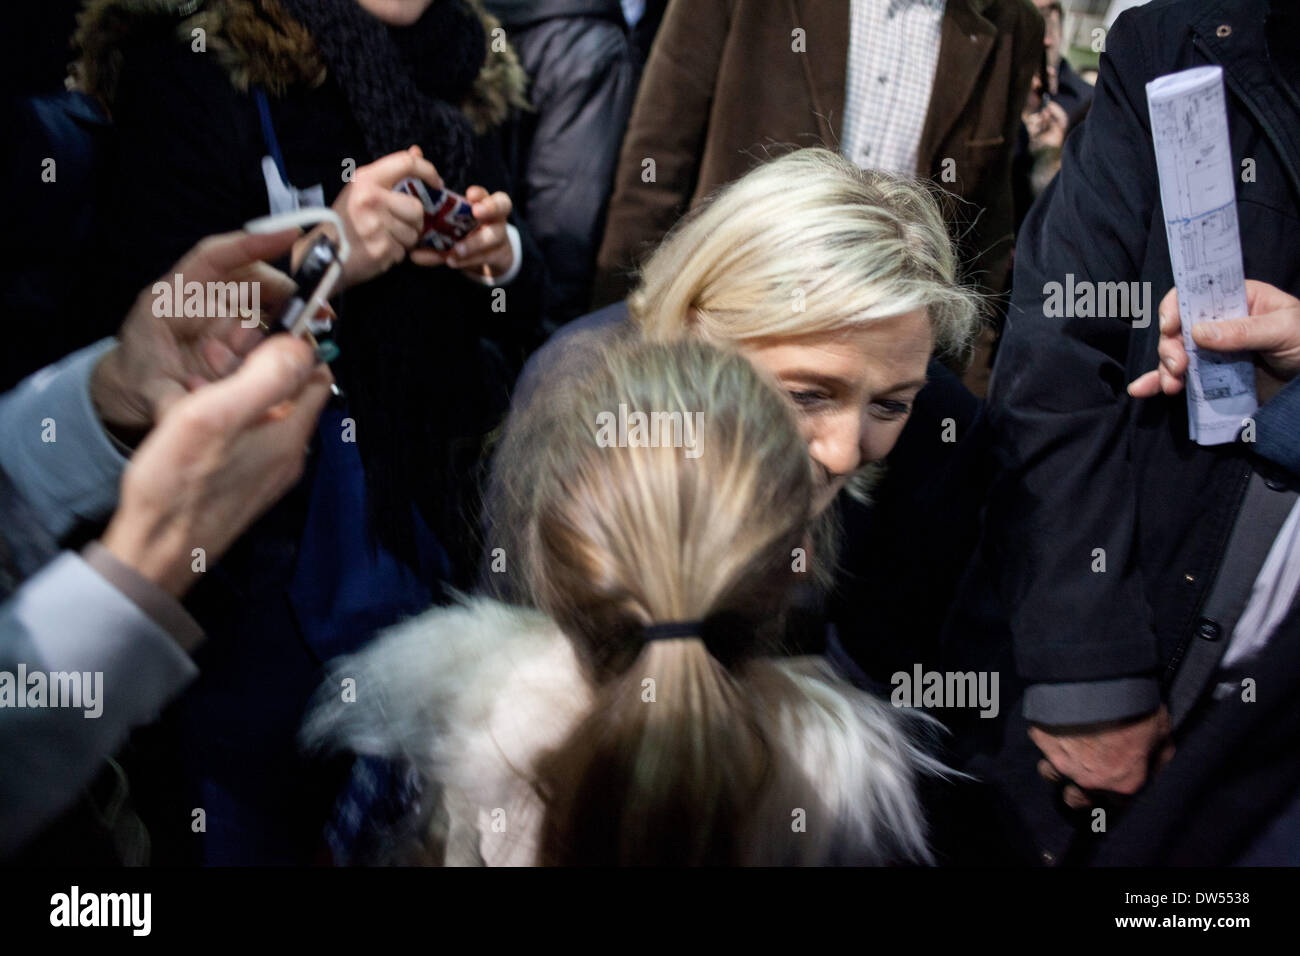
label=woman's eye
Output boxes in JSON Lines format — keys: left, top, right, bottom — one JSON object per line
{"left": 872, "top": 400, "right": 912, "bottom": 420}
{"left": 788, "top": 390, "right": 828, "bottom": 409}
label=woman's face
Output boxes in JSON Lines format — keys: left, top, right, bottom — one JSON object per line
{"left": 354, "top": 0, "right": 435, "bottom": 26}
{"left": 735, "top": 309, "right": 934, "bottom": 515}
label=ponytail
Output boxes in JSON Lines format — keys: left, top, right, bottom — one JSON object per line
{"left": 536, "top": 636, "right": 770, "bottom": 866}
{"left": 535, "top": 633, "right": 944, "bottom": 866}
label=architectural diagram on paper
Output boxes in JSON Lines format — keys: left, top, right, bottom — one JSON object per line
{"left": 1147, "top": 66, "right": 1256, "bottom": 445}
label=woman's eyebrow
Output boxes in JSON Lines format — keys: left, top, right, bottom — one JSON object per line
{"left": 778, "top": 370, "right": 855, "bottom": 391}
{"left": 778, "top": 371, "right": 929, "bottom": 395}
{"left": 879, "top": 376, "right": 929, "bottom": 395}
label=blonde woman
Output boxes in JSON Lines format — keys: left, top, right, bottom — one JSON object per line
{"left": 305, "top": 339, "right": 948, "bottom": 865}
{"left": 486, "top": 148, "right": 986, "bottom": 678}
{"left": 509, "top": 148, "right": 980, "bottom": 507}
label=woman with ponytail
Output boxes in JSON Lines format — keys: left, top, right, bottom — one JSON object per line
{"left": 304, "top": 339, "right": 947, "bottom": 865}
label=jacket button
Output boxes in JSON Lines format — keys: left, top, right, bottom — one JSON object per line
{"left": 1184, "top": 573, "right": 1196, "bottom": 583}
{"left": 1265, "top": 476, "right": 1288, "bottom": 491}
{"left": 1217, "top": 24, "right": 1232, "bottom": 37}
{"left": 1197, "top": 618, "right": 1222, "bottom": 641}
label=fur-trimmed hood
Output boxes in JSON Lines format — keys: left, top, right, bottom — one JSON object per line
{"left": 302, "top": 596, "right": 948, "bottom": 866}
{"left": 71, "top": 0, "right": 529, "bottom": 133}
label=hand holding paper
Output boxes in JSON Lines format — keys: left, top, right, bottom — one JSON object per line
{"left": 1129, "top": 281, "right": 1300, "bottom": 406}
{"left": 1144, "top": 65, "right": 1257, "bottom": 444}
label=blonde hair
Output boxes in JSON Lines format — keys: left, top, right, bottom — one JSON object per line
{"left": 629, "top": 148, "right": 982, "bottom": 362}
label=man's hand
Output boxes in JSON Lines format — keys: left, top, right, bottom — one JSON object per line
{"left": 1024, "top": 100, "right": 1069, "bottom": 154}
{"left": 1030, "top": 706, "right": 1175, "bottom": 809}
{"left": 91, "top": 228, "right": 302, "bottom": 431}
{"left": 1128, "top": 281, "right": 1300, "bottom": 405}
{"left": 100, "top": 335, "right": 332, "bottom": 598}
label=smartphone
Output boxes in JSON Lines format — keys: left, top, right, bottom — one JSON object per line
{"left": 394, "top": 177, "right": 480, "bottom": 252}
{"left": 276, "top": 232, "right": 343, "bottom": 341}
{"left": 244, "top": 208, "right": 350, "bottom": 343}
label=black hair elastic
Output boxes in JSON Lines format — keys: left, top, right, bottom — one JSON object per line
{"left": 641, "top": 614, "right": 754, "bottom": 668}
{"left": 640, "top": 621, "right": 704, "bottom": 641}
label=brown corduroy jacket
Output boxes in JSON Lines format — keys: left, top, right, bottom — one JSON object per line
{"left": 592, "top": 0, "right": 1044, "bottom": 304}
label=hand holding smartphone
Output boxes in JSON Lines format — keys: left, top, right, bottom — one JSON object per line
{"left": 393, "top": 177, "right": 480, "bottom": 252}
{"left": 245, "top": 208, "right": 351, "bottom": 343}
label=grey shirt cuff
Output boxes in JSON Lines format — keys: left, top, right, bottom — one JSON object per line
{"left": 0, "top": 339, "right": 128, "bottom": 541}
{"left": 81, "top": 542, "right": 205, "bottom": 654}
{"left": 1023, "top": 677, "right": 1161, "bottom": 727}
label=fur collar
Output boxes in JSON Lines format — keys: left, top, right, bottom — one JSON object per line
{"left": 72, "top": 0, "right": 528, "bottom": 133}
{"left": 301, "top": 596, "right": 591, "bottom": 866}
{"left": 302, "top": 595, "right": 945, "bottom": 866}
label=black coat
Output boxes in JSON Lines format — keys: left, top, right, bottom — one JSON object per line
{"left": 1090, "top": 599, "right": 1300, "bottom": 865}
{"left": 949, "top": 0, "right": 1300, "bottom": 861}
{"left": 488, "top": 0, "right": 639, "bottom": 327}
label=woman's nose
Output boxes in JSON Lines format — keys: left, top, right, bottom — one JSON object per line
{"left": 807, "top": 411, "right": 866, "bottom": 479}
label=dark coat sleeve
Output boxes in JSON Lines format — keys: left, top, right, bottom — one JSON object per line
{"left": 591, "top": 0, "right": 729, "bottom": 305}
{"left": 93, "top": 36, "right": 267, "bottom": 323}
{"left": 515, "top": 16, "right": 639, "bottom": 325}
{"left": 982, "top": 14, "right": 1163, "bottom": 704}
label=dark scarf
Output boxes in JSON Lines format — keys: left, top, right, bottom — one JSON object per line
{"left": 276, "top": 0, "right": 485, "bottom": 189}
{"left": 274, "top": 0, "right": 506, "bottom": 581}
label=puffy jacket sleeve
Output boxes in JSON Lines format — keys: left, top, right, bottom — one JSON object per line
{"left": 520, "top": 17, "right": 639, "bottom": 324}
